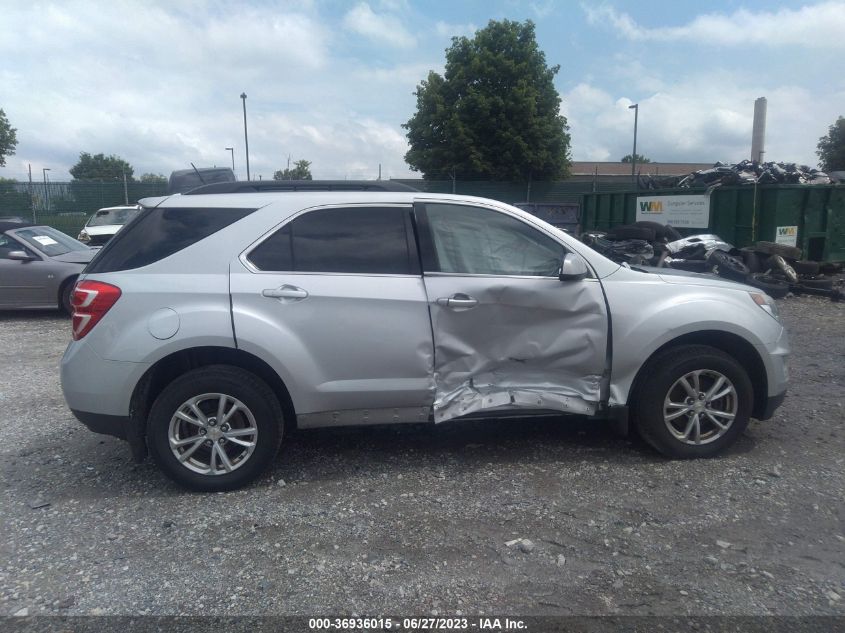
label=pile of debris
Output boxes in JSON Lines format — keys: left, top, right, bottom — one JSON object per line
{"left": 581, "top": 222, "right": 843, "bottom": 301}
{"left": 639, "top": 161, "right": 831, "bottom": 190}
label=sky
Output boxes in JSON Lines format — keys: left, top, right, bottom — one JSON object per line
{"left": 1, "top": 0, "right": 844, "bottom": 182}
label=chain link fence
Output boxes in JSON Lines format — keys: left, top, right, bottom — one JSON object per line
{"left": 0, "top": 180, "right": 167, "bottom": 236}
{"left": 1, "top": 178, "right": 633, "bottom": 238}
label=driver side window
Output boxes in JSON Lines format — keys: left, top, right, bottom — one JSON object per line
{"left": 422, "top": 203, "right": 565, "bottom": 277}
{"left": 0, "top": 234, "right": 26, "bottom": 259}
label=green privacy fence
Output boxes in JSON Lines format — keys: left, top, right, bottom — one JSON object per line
{"left": 0, "top": 181, "right": 167, "bottom": 236}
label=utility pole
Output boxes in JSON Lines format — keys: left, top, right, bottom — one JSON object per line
{"left": 629, "top": 103, "right": 639, "bottom": 185}
{"left": 122, "top": 169, "right": 129, "bottom": 205}
{"left": 378, "top": 163, "right": 382, "bottom": 180}
{"left": 240, "top": 93, "right": 250, "bottom": 181}
{"left": 42, "top": 167, "right": 51, "bottom": 216}
{"left": 27, "top": 165, "right": 34, "bottom": 222}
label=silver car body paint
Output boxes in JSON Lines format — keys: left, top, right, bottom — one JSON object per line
{"left": 60, "top": 191, "right": 788, "bottom": 432}
{"left": 423, "top": 273, "right": 607, "bottom": 421}
{"left": 0, "top": 226, "right": 94, "bottom": 310}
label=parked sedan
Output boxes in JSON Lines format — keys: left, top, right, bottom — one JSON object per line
{"left": 77, "top": 205, "right": 140, "bottom": 246}
{"left": 0, "top": 222, "right": 95, "bottom": 312}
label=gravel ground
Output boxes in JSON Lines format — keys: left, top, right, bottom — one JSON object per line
{"left": 0, "top": 294, "right": 844, "bottom": 618}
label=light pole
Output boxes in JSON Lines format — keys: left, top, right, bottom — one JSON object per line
{"left": 42, "top": 168, "right": 51, "bottom": 214}
{"left": 225, "top": 147, "right": 235, "bottom": 176}
{"left": 628, "top": 103, "right": 639, "bottom": 184}
{"left": 240, "top": 93, "right": 250, "bottom": 181}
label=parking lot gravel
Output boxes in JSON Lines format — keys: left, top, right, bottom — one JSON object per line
{"left": 1, "top": 294, "right": 844, "bottom": 617}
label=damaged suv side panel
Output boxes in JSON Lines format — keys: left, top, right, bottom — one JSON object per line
{"left": 415, "top": 201, "right": 609, "bottom": 422}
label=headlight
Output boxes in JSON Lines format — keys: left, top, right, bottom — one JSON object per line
{"left": 749, "top": 291, "right": 780, "bottom": 321}
{"left": 78, "top": 230, "right": 89, "bottom": 243}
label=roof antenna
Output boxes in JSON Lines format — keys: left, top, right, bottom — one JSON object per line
{"left": 190, "top": 163, "right": 207, "bottom": 184}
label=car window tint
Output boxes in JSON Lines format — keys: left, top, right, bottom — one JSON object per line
{"left": 248, "top": 207, "right": 413, "bottom": 275}
{"left": 86, "top": 207, "right": 255, "bottom": 273}
{"left": 424, "top": 204, "right": 564, "bottom": 276}
{"left": 247, "top": 224, "right": 292, "bottom": 271}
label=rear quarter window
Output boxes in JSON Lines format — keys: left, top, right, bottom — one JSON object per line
{"left": 85, "top": 206, "right": 255, "bottom": 273}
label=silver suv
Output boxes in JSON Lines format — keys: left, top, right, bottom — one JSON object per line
{"left": 60, "top": 184, "right": 789, "bottom": 490}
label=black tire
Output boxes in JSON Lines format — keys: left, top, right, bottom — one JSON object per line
{"left": 768, "top": 255, "right": 798, "bottom": 283}
{"left": 740, "top": 248, "right": 763, "bottom": 273}
{"left": 59, "top": 278, "right": 76, "bottom": 315}
{"left": 607, "top": 225, "right": 656, "bottom": 241}
{"left": 819, "top": 261, "right": 842, "bottom": 275}
{"left": 147, "top": 365, "right": 284, "bottom": 491}
{"left": 797, "top": 276, "right": 834, "bottom": 290}
{"left": 632, "top": 345, "right": 753, "bottom": 458}
{"left": 706, "top": 250, "right": 749, "bottom": 281}
{"left": 745, "top": 273, "right": 790, "bottom": 299}
{"left": 754, "top": 241, "right": 802, "bottom": 260}
{"left": 792, "top": 260, "right": 820, "bottom": 275}
{"left": 632, "top": 221, "right": 682, "bottom": 242}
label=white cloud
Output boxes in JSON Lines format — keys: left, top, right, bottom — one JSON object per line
{"left": 583, "top": 1, "right": 845, "bottom": 49}
{"left": 0, "top": 2, "right": 420, "bottom": 182}
{"left": 435, "top": 21, "right": 478, "bottom": 38}
{"left": 562, "top": 74, "right": 842, "bottom": 166}
{"left": 343, "top": 2, "right": 417, "bottom": 49}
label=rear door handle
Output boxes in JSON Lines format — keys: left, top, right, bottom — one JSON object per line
{"left": 436, "top": 293, "right": 478, "bottom": 310}
{"left": 262, "top": 284, "right": 308, "bottom": 301}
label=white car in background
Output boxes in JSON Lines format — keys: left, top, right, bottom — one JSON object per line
{"left": 77, "top": 205, "right": 140, "bottom": 247}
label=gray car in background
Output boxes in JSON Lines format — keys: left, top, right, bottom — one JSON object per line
{"left": 59, "top": 185, "right": 789, "bottom": 491}
{"left": 0, "top": 222, "right": 95, "bottom": 312}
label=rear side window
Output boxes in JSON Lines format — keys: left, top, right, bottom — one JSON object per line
{"left": 86, "top": 206, "right": 255, "bottom": 273}
{"left": 247, "top": 207, "right": 417, "bottom": 275}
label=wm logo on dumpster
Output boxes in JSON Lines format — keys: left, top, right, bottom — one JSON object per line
{"left": 639, "top": 201, "right": 663, "bottom": 214}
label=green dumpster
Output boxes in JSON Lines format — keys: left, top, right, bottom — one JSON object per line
{"left": 579, "top": 184, "right": 845, "bottom": 261}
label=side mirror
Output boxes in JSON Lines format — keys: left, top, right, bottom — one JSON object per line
{"left": 7, "top": 250, "right": 35, "bottom": 262}
{"left": 559, "top": 253, "right": 589, "bottom": 281}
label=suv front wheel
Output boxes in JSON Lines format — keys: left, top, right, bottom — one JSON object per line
{"left": 147, "top": 365, "right": 284, "bottom": 491}
{"left": 633, "top": 345, "right": 753, "bottom": 458}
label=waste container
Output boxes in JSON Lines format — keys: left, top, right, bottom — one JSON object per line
{"left": 580, "top": 184, "right": 845, "bottom": 261}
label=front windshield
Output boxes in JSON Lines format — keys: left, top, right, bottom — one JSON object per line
{"left": 87, "top": 207, "right": 139, "bottom": 227}
{"left": 14, "top": 226, "right": 90, "bottom": 256}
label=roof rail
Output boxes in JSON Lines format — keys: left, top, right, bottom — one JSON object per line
{"left": 182, "top": 180, "right": 419, "bottom": 195}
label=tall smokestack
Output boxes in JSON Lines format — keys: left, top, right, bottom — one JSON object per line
{"left": 751, "top": 97, "right": 767, "bottom": 163}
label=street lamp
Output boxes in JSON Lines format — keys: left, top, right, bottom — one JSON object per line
{"left": 628, "top": 103, "right": 639, "bottom": 184}
{"left": 225, "top": 147, "right": 235, "bottom": 175}
{"left": 42, "top": 168, "right": 51, "bottom": 214}
{"left": 240, "top": 93, "right": 250, "bottom": 181}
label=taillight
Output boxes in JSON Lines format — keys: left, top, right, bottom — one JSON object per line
{"left": 71, "top": 281, "right": 122, "bottom": 340}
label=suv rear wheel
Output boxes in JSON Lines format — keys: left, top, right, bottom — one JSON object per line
{"left": 147, "top": 365, "right": 283, "bottom": 491}
{"left": 633, "top": 345, "right": 753, "bottom": 458}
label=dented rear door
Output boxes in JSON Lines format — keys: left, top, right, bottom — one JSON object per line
{"left": 415, "top": 201, "right": 609, "bottom": 422}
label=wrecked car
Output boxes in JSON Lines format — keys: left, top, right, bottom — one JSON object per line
{"left": 61, "top": 183, "right": 789, "bottom": 490}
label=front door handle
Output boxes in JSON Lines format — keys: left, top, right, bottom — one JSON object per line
{"left": 436, "top": 293, "right": 478, "bottom": 310}
{"left": 262, "top": 284, "right": 308, "bottom": 302}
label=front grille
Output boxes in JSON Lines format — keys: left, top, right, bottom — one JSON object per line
{"left": 88, "top": 234, "right": 113, "bottom": 246}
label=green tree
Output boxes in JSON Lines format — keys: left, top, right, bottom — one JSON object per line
{"left": 274, "top": 159, "right": 312, "bottom": 180}
{"left": 0, "top": 109, "right": 18, "bottom": 167}
{"left": 621, "top": 153, "right": 651, "bottom": 163}
{"left": 70, "top": 152, "right": 134, "bottom": 181}
{"left": 139, "top": 172, "right": 167, "bottom": 183}
{"left": 817, "top": 116, "right": 845, "bottom": 172}
{"left": 403, "top": 19, "right": 570, "bottom": 181}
